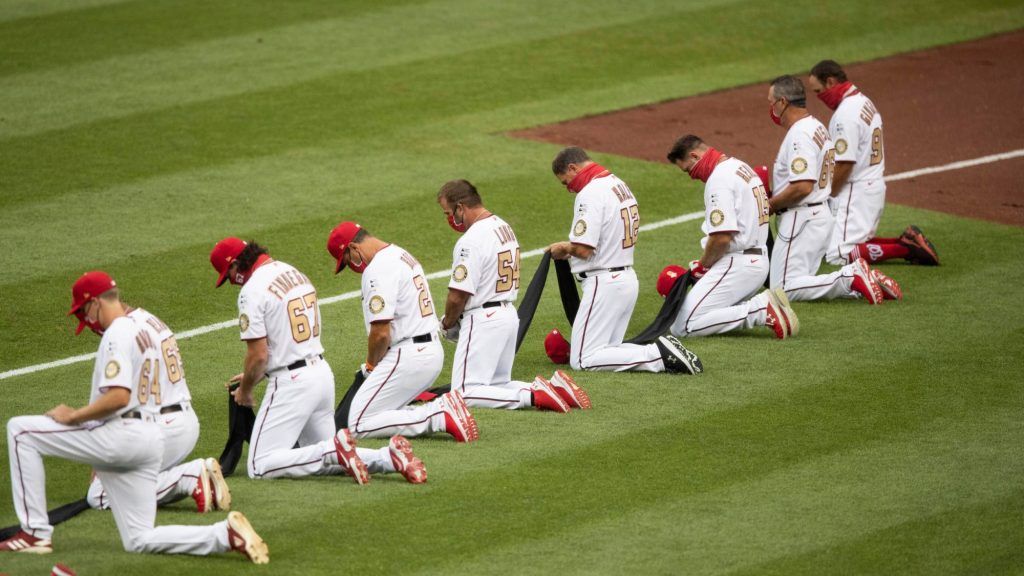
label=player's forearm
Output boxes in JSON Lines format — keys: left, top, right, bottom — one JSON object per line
{"left": 240, "top": 355, "right": 267, "bottom": 391}
{"left": 69, "top": 389, "right": 131, "bottom": 424}
{"left": 830, "top": 162, "right": 854, "bottom": 197}
{"left": 366, "top": 324, "right": 391, "bottom": 368}
{"left": 769, "top": 181, "right": 813, "bottom": 212}
{"left": 700, "top": 234, "right": 733, "bottom": 268}
{"left": 442, "top": 290, "right": 471, "bottom": 329}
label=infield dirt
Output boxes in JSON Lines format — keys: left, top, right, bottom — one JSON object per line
{"left": 511, "top": 31, "right": 1024, "bottom": 227}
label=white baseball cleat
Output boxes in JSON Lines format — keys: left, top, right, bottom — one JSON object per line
{"left": 870, "top": 269, "right": 903, "bottom": 300}
{"left": 388, "top": 435, "right": 427, "bottom": 484}
{"left": 850, "top": 258, "right": 884, "bottom": 305}
{"left": 531, "top": 377, "right": 571, "bottom": 413}
{"left": 191, "top": 459, "right": 213, "bottom": 513}
{"left": 334, "top": 428, "right": 370, "bottom": 485}
{"left": 441, "top": 391, "right": 479, "bottom": 443}
{"left": 549, "top": 370, "right": 592, "bottom": 409}
{"left": 0, "top": 530, "right": 52, "bottom": 554}
{"left": 205, "top": 457, "right": 232, "bottom": 511}
{"left": 227, "top": 511, "right": 269, "bottom": 564}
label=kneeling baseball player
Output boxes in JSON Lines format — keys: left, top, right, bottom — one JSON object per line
{"left": 2, "top": 272, "right": 267, "bottom": 562}
{"left": 211, "top": 237, "right": 426, "bottom": 485}
{"left": 436, "top": 179, "right": 591, "bottom": 412}
{"left": 327, "top": 222, "right": 480, "bottom": 442}
{"left": 664, "top": 135, "right": 798, "bottom": 339}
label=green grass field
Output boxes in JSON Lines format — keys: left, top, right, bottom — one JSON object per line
{"left": 2, "top": 1, "right": 1024, "bottom": 574}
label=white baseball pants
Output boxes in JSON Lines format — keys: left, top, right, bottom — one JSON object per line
{"left": 88, "top": 403, "right": 203, "bottom": 509}
{"left": 571, "top": 269, "right": 665, "bottom": 372}
{"left": 452, "top": 304, "right": 532, "bottom": 410}
{"left": 826, "top": 179, "right": 886, "bottom": 265}
{"left": 671, "top": 255, "right": 770, "bottom": 337}
{"left": 771, "top": 207, "right": 861, "bottom": 301}
{"left": 7, "top": 415, "right": 230, "bottom": 555}
{"left": 349, "top": 340, "right": 447, "bottom": 439}
{"left": 248, "top": 358, "right": 392, "bottom": 479}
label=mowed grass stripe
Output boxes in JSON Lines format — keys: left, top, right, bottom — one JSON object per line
{"left": 0, "top": 0, "right": 127, "bottom": 24}
{"left": 0, "top": 0, "right": 735, "bottom": 140}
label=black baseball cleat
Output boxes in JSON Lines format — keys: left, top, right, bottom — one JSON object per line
{"left": 899, "top": 225, "right": 940, "bottom": 265}
{"left": 656, "top": 335, "right": 703, "bottom": 375}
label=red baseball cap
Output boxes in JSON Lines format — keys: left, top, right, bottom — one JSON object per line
{"left": 327, "top": 221, "right": 362, "bottom": 274}
{"left": 544, "top": 329, "right": 570, "bottom": 365}
{"left": 656, "top": 264, "right": 686, "bottom": 298}
{"left": 68, "top": 271, "right": 117, "bottom": 335}
{"left": 753, "top": 165, "right": 771, "bottom": 195}
{"left": 210, "top": 237, "right": 247, "bottom": 287}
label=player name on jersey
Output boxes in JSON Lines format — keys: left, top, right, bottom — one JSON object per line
{"left": 265, "top": 268, "right": 313, "bottom": 301}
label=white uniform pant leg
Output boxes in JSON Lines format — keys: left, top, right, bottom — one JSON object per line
{"left": 350, "top": 342, "right": 445, "bottom": 439}
{"left": 247, "top": 361, "right": 337, "bottom": 479}
{"left": 453, "top": 306, "right": 532, "bottom": 410}
{"left": 671, "top": 256, "right": 770, "bottom": 337}
{"left": 826, "top": 180, "right": 886, "bottom": 265}
{"left": 98, "top": 466, "right": 230, "bottom": 555}
{"left": 570, "top": 270, "right": 664, "bottom": 372}
{"left": 771, "top": 209, "right": 857, "bottom": 302}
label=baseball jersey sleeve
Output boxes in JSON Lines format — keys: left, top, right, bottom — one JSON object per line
{"left": 787, "top": 134, "right": 819, "bottom": 183}
{"left": 448, "top": 239, "right": 478, "bottom": 295}
{"left": 237, "top": 289, "right": 267, "bottom": 340}
{"left": 96, "top": 325, "right": 135, "bottom": 392}
{"left": 704, "top": 181, "right": 739, "bottom": 233}
{"left": 831, "top": 112, "right": 861, "bottom": 163}
{"left": 568, "top": 193, "right": 601, "bottom": 248}
{"left": 363, "top": 266, "right": 398, "bottom": 324}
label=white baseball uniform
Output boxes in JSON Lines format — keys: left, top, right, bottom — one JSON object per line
{"left": 567, "top": 172, "right": 666, "bottom": 372}
{"left": 671, "top": 158, "right": 774, "bottom": 337}
{"left": 447, "top": 215, "right": 533, "bottom": 409}
{"left": 770, "top": 116, "right": 864, "bottom": 301}
{"left": 7, "top": 315, "right": 233, "bottom": 555}
{"left": 824, "top": 90, "right": 887, "bottom": 265}
{"left": 343, "top": 245, "right": 448, "bottom": 437}
{"left": 87, "top": 308, "right": 204, "bottom": 510}
{"left": 238, "top": 260, "right": 394, "bottom": 479}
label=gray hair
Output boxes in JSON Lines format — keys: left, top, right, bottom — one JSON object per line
{"left": 552, "top": 146, "right": 591, "bottom": 175}
{"left": 770, "top": 75, "right": 807, "bottom": 108}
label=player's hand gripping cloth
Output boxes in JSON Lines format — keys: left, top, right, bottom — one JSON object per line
{"left": 516, "top": 253, "right": 693, "bottom": 346}
{"left": 218, "top": 383, "right": 258, "bottom": 476}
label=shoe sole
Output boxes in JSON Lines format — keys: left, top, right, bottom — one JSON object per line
{"left": 763, "top": 290, "right": 789, "bottom": 339}
{"left": 871, "top": 270, "right": 903, "bottom": 300}
{"left": 771, "top": 288, "right": 800, "bottom": 337}
{"left": 451, "top": 391, "right": 480, "bottom": 440}
{"left": 205, "top": 458, "right": 232, "bottom": 511}
{"left": 904, "top": 225, "right": 940, "bottom": 265}
{"left": 1, "top": 541, "right": 52, "bottom": 554}
{"left": 658, "top": 336, "right": 702, "bottom": 374}
{"left": 195, "top": 461, "right": 212, "bottom": 513}
{"left": 227, "top": 511, "right": 269, "bottom": 565}
{"left": 389, "top": 436, "right": 427, "bottom": 484}
{"left": 335, "top": 430, "right": 370, "bottom": 485}
{"left": 852, "top": 259, "right": 883, "bottom": 305}
{"left": 551, "top": 370, "right": 591, "bottom": 409}
{"left": 442, "top": 394, "right": 474, "bottom": 443}
{"left": 532, "top": 377, "right": 571, "bottom": 413}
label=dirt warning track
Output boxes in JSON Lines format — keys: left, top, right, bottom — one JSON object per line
{"left": 511, "top": 31, "right": 1024, "bottom": 226}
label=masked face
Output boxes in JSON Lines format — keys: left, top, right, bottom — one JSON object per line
{"left": 76, "top": 300, "right": 104, "bottom": 336}
{"left": 445, "top": 203, "right": 467, "bottom": 233}
{"left": 769, "top": 98, "right": 787, "bottom": 125}
{"left": 346, "top": 244, "right": 368, "bottom": 274}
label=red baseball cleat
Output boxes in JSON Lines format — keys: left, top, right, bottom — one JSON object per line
{"left": 531, "top": 377, "right": 571, "bottom": 413}
{"left": 0, "top": 530, "right": 52, "bottom": 554}
{"left": 871, "top": 269, "right": 903, "bottom": 300}
{"left": 227, "top": 511, "right": 269, "bottom": 564}
{"left": 334, "top": 428, "right": 370, "bottom": 485}
{"left": 388, "top": 435, "right": 427, "bottom": 484}
{"left": 441, "top": 391, "right": 478, "bottom": 442}
{"left": 850, "top": 258, "right": 884, "bottom": 305}
{"left": 191, "top": 461, "right": 213, "bottom": 513}
{"left": 549, "top": 370, "right": 592, "bottom": 409}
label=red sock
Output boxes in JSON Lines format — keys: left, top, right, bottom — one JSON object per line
{"left": 849, "top": 239, "right": 910, "bottom": 263}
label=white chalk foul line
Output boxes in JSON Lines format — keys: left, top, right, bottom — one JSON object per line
{"left": 3, "top": 149, "right": 1020, "bottom": 381}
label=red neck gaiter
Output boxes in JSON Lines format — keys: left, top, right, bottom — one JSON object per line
{"left": 236, "top": 254, "right": 273, "bottom": 285}
{"left": 688, "top": 148, "right": 725, "bottom": 183}
{"left": 566, "top": 163, "right": 610, "bottom": 193}
{"left": 817, "top": 81, "right": 859, "bottom": 111}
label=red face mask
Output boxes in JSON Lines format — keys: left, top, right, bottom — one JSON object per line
{"left": 74, "top": 308, "right": 104, "bottom": 336}
{"left": 687, "top": 148, "right": 725, "bottom": 183}
{"left": 769, "top": 100, "right": 786, "bottom": 125}
{"left": 446, "top": 206, "right": 467, "bottom": 233}
{"left": 347, "top": 247, "right": 368, "bottom": 274}
{"left": 817, "top": 81, "right": 856, "bottom": 111}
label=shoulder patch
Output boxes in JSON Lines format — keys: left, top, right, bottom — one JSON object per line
{"left": 834, "top": 139, "right": 848, "bottom": 154}
{"left": 573, "top": 219, "right": 587, "bottom": 237}
{"left": 368, "top": 295, "right": 386, "bottom": 314}
{"left": 791, "top": 157, "right": 808, "bottom": 174}
{"left": 710, "top": 209, "right": 725, "bottom": 227}
{"left": 239, "top": 313, "right": 250, "bottom": 332}
{"left": 452, "top": 264, "right": 468, "bottom": 282}
{"left": 104, "top": 360, "right": 120, "bottom": 379}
